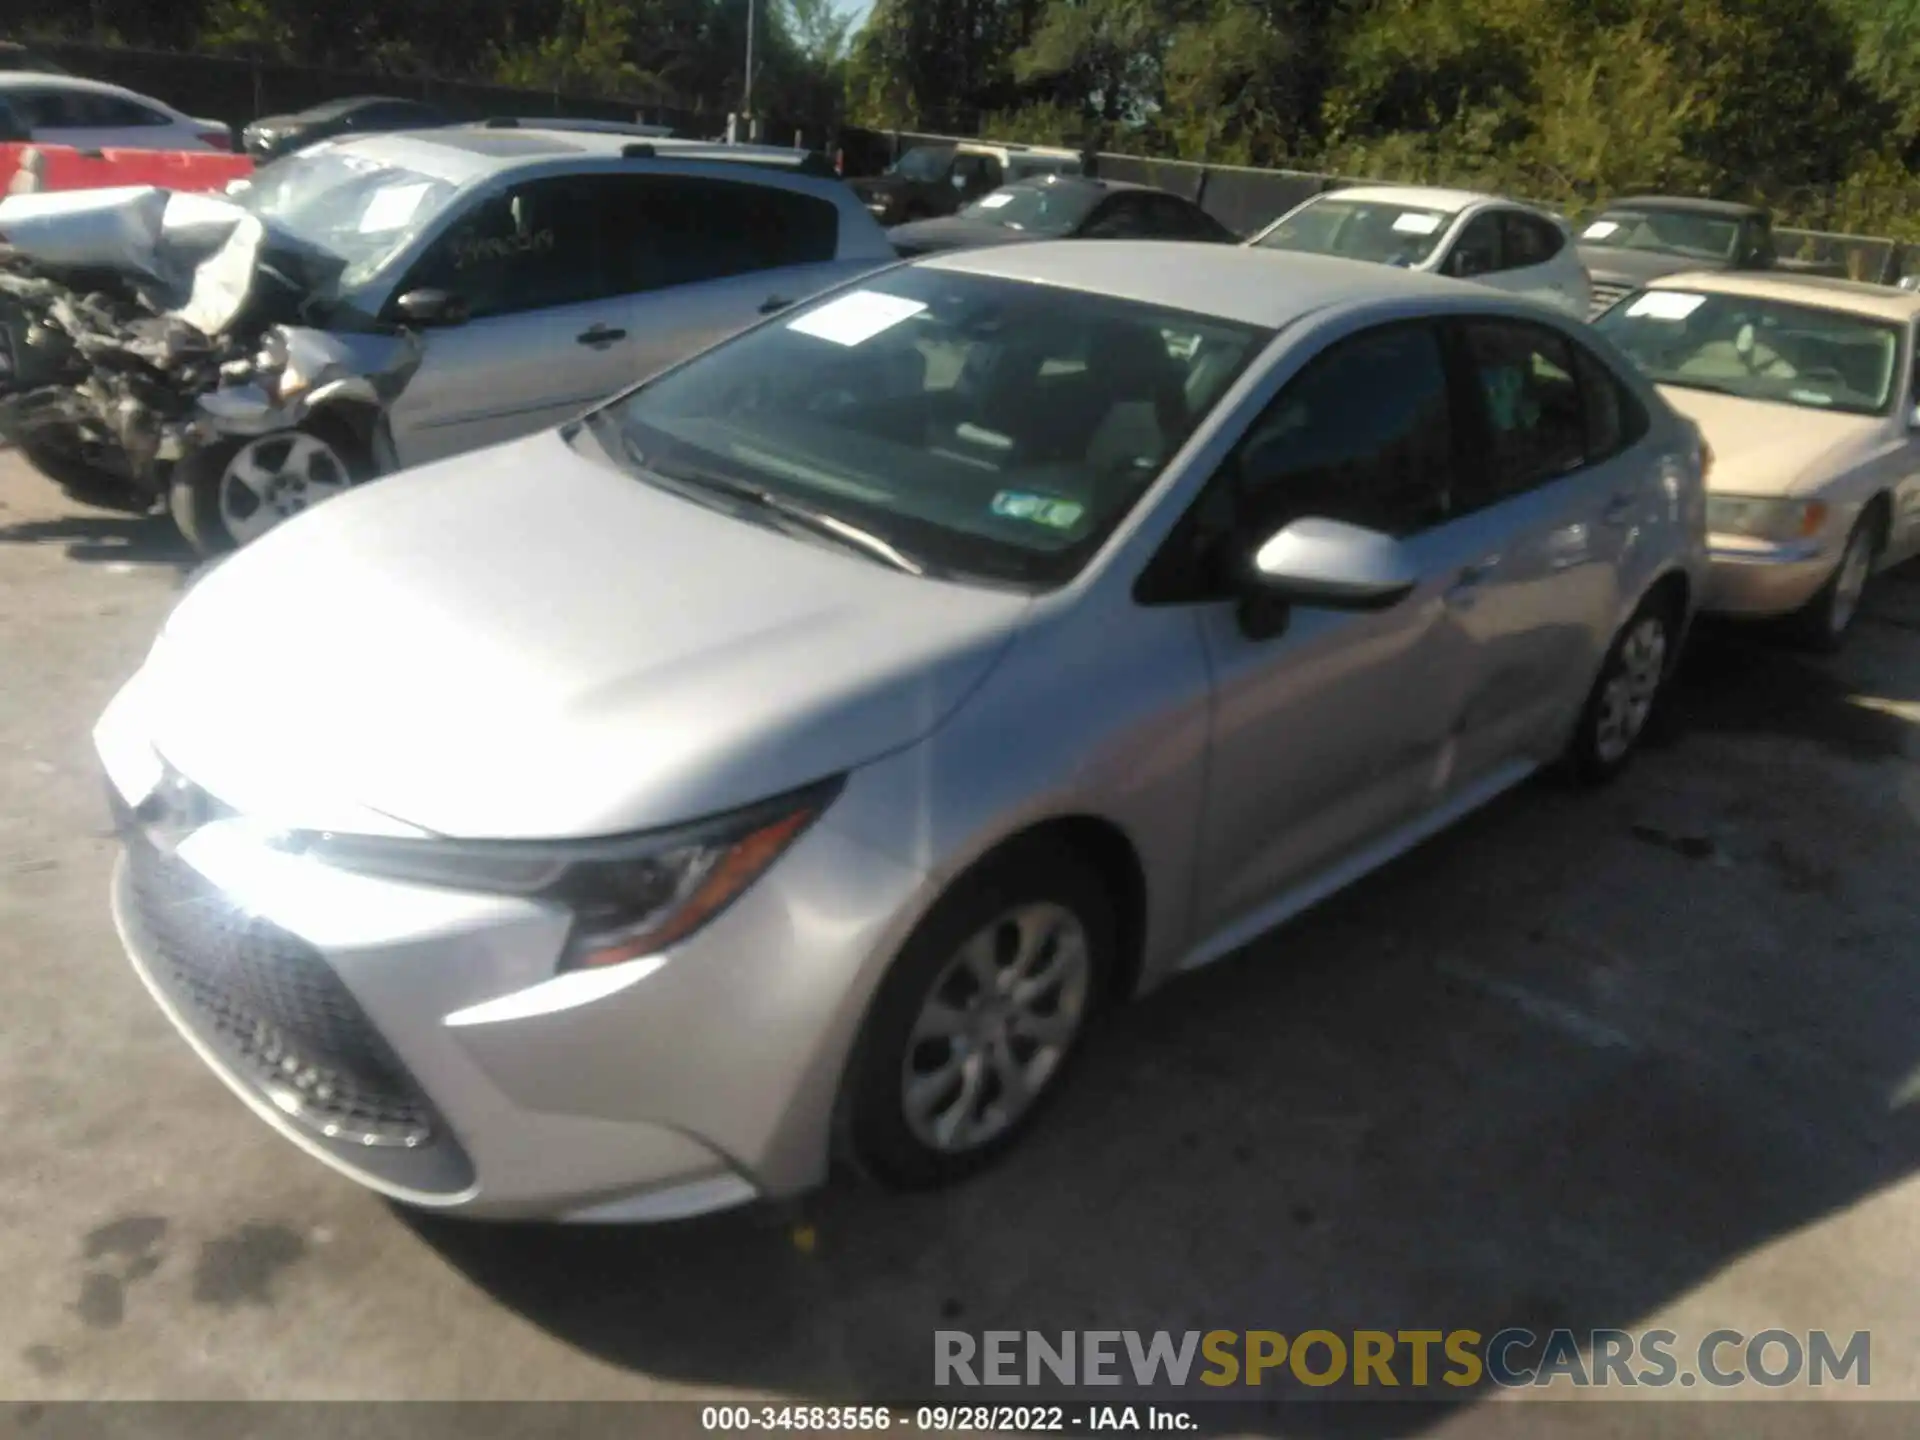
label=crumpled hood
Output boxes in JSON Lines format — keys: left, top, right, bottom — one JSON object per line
{"left": 888, "top": 216, "right": 1030, "bottom": 255}
{"left": 143, "top": 427, "right": 1032, "bottom": 840}
{"left": 1579, "top": 246, "right": 1727, "bottom": 288}
{"left": 1656, "top": 386, "right": 1885, "bottom": 496}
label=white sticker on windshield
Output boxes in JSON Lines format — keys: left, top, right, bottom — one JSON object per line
{"left": 1626, "top": 291, "right": 1707, "bottom": 321}
{"left": 1392, "top": 212, "right": 1443, "bottom": 235}
{"left": 1582, "top": 220, "right": 1621, "bottom": 240}
{"left": 787, "top": 290, "right": 928, "bottom": 347}
{"left": 359, "top": 182, "right": 432, "bottom": 234}
{"left": 977, "top": 192, "right": 1015, "bottom": 209}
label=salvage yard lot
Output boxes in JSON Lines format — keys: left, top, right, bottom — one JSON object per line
{"left": 3, "top": 444, "right": 1920, "bottom": 1423}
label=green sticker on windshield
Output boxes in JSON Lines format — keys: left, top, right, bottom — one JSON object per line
{"left": 991, "top": 491, "right": 1086, "bottom": 529}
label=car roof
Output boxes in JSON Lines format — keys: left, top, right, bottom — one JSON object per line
{"left": 1604, "top": 195, "right": 1765, "bottom": 219}
{"left": 1319, "top": 183, "right": 1500, "bottom": 214}
{"left": 920, "top": 240, "right": 1480, "bottom": 325}
{"left": 299, "top": 95, "right": 433, "bottom": 120}
{"left": 319, "top": 127, "right": 831, "bottom": 185}
{"left": 1645, "top": 269, "right": 1920, "bottom": 321}
{"left": 0, "top": 71, "right": 168, "bottom": 104}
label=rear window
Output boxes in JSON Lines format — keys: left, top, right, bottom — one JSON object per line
{"left": 596, "top": 270, "right": 1272, "bottom": 588}
{"left": 1255, "top": 196, "right": 1456, "bottom": 267}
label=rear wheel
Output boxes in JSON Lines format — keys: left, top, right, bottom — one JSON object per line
{"left": 1565, "top": 593, "right": 1679, "bottom": 784}
{"left": 169, "top": 423, "right": 367, "bottom": 556}
{"left": 847, "top": 843, "right": 1112, "bottom": 1188}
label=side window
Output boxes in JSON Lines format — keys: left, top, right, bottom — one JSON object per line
{"left": 1230, "top": 323, "right": 1457, "bottom": 542}
{"left": 1501, "top": 212, "right": 1563, "bottom": 269}
{"left": 10, "top": 89, "right": 60, "bottom": 129}
{"left": 93, "top": 96, "right": 172, "bottom": 127}
{"left": 400, "top": 177, "right": 607, "bottom": 319}
{"left": 1444, "top": 212, "right": 1503, "bottom": 278}
{"left": 1144, "top": 194, "right": 1208, "bottom": 238}
{"left": 1570, "top": 343, "right": 1650, "bottom": 463}
{"left": 1457, "top": 319, "right": 1588, "bottom": 509}
{"left": 1080, "top": 196, "right": 1154, "bottom": 239}
{"left": 600, "top": 175, "right": 840, "bottom": 293}
{"left": 951, "top": 153, "right": 1000, "bottom": 196}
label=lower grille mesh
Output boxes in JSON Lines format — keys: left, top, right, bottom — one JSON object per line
{"left": 121, "top": 826, "right": 438, "bottom": 1150}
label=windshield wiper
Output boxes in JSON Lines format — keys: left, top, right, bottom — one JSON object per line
{"left": 621, "top": 437, "right": 927, "bottom": 576}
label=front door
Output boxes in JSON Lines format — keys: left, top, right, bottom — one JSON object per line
{"left": 1179, "top": 321, "right": 1490, "bottom": 937}
{"left": 384, "top": 175, "right": 640, "bottom": 467}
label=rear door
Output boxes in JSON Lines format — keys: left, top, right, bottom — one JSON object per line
{"left": 598, "top": 172, "right": 862, "bottom": 380}
{"left": 383, "top": 174, "right": 637, "bottom": 466}
{"left": 1433, "top": 315, "right": 1649, "bottom": 788}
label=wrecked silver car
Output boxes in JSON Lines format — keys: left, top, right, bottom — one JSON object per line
{"left": 0, "top": 171, "right": 423, "bottom": 553}
{"left": 0, "top": 127, "right": 900, "bottom": 553}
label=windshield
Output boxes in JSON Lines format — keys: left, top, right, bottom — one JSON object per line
{"left": 1253, "top": 197, "right": 1455, "bottom": 267}
{"left": 595, "top": 270, "right": 1271, "bottom": 588}
{"left": 888, "top": 146, "right": 953, "bottom": 183}
{"left": 1596, "top": 290, "right": 1901, "bottom": 416}
{"left": 229, "top": 147, "right": 460, "bottom": 291}
{"left": 960, "top": 183, "right": 1097, "bottom": 235}
{"left": 1580, "top": 209, "right": 1741, "bottom": 261}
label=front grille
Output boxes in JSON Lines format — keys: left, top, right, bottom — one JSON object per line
{"left": 119, "top": 819, "right": 440, "bottom": 1152}
{"left": 1589, "top": 280, "right": 1633, "bottom": 317}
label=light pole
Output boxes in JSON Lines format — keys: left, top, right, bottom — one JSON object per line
{"left": 742, "top": 0, "right": 756, "bottom": 138}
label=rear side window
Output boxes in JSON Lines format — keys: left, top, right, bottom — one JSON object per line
{"left": 1571, "top": 344, "right": 1649, "bottom": 462}
{"left": 1231, "top": 323, "right": 1456, "bottom": 539}
{"left": 1501, "top": 212, "right": 1564, "bottom": 268}
{"left": 1456, "top": 319, "right": 1587, "bottom": 509}
{"left": 600, "top": 175, "right": 839, "bottom": 292}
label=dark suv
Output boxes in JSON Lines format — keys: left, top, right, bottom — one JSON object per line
{"left": 849, "top": 142, "right": 1081, "bottom": 225}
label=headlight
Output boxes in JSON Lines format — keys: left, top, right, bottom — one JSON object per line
{"left": 1705, "top": 495, "right": 1830, "bottom": 543}
{"left": 275, "top": 777, "right": 841, "bottom": 968}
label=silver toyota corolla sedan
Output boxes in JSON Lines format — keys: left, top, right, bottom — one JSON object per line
{"left": 95, "top": 244, "right": 1709, "bottom": 1222}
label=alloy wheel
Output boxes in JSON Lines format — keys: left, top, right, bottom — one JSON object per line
{"left": 901, "top": 902, "right": 1092, "bottom": 1154}
{"left": 1593, "top": 614, "right": 1668, "bottom": 766}
{"left": 220, "top": 432, "right": 352, "bottom": 545}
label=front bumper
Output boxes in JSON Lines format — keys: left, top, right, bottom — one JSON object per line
{"left": 101, "top": 747, "right": 930, "bottom": 1221}
{"left": 1703, "top": 534, "right": 1838, "bottom": 617}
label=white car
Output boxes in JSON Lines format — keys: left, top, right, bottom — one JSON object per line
{"left": 1595, "top": 271, "right": 1920, "bottom": 650}
{"left": 1248, "top": 184, "right": 1592, "bottom": 319}
{"left": 0, "top": 72, "right": 231, "bottom": 152}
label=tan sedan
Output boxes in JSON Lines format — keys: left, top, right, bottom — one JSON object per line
{"left": 1595, "top": 272, "right": 1920, "bottom": 649}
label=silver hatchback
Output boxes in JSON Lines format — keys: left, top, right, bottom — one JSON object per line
{"left": 96, "top": 244, "right": 1709, "bottom": 1221}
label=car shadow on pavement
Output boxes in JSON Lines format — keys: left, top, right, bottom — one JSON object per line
{"left": 0, "top": 513, "right": 196, "bottom": 570}
{"left": 404, "top": 622, "right": 1920, "bottom": 1434}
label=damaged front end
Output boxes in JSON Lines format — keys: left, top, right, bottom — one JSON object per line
{"left": 0, "top": 185, "right": 421, "bottom": 512}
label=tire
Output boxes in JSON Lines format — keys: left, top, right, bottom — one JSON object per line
{"left": 168, "top": 421, "right": 369, "bottom": 557}
{"left": 18, "top": 433, "right": 153, "bottom": 514}
{"left": 1785, "top": 509, "right": 1881, "bottom": 654}
{"left": 846, "top": 841, "right": 1114, "bottom": 1189}
{"left": 1565, "top": 591, "right": 1680, "bottom": 785}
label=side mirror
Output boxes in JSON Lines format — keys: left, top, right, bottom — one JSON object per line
{"left": 1237, "top": 517, "right": 1419, "bottom": 639}
{"left": 393, "top": 288, "right": 470, "bottom": 327}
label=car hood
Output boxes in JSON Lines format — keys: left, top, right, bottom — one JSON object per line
{"left": 140, "top": 427, "right": 1032, "bottom": 840}
{"left": 1579, "top": 247, "right": 1730, "bottom": 287}
{"left": 1656, "top": 386, "right": 1884, "bottom": 496}
{"left": 888, "top": 216, "right": 1030, "bottom": 254}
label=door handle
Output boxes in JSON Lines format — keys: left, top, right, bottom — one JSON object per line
{"left": 758, "top": 295, "right": 795, "bottom": 315}
{"left": 1601, "top": 491, "right": 1638, "bottom": 526}
{"left": 1446, "top": 556, "right": 1500, "bottom": 602}
{"left": 575, "top": 324, "right": 627, "bottom": 348}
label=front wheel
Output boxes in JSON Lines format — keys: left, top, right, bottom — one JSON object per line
{"left": 169, "top": 424, "right": 367, "bottom": 556}
{"left": 1565, "top": 595, "right": 1678, "bottom": 784}
{"left": 1786, "top": 511, "right": 1879, "bottom": 654}
{"left": 846, "top": 843, "right": 1113, "bottom": 1189}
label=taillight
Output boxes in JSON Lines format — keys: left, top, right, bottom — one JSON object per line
{"left": 197, "top": 127, "right": 233, "bottom": 151}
